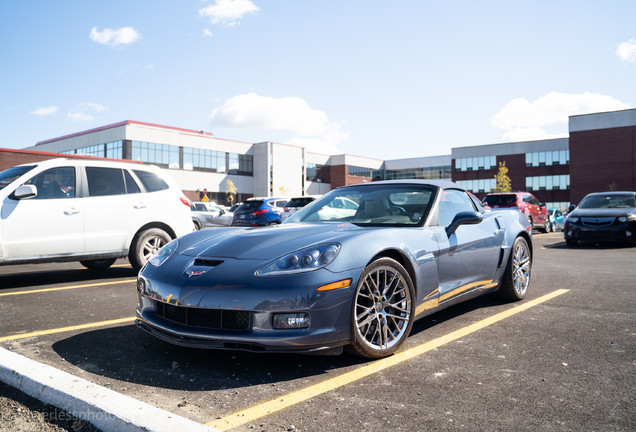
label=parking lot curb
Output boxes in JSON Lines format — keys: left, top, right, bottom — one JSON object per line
{"left": 0, "top": 347, "right": 219, "bottom": 432}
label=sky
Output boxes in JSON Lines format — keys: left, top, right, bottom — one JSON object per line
{"left": 1, "top": 0, "right": 635, "bottom": 161}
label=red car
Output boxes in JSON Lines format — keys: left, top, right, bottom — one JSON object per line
{"left": 482, "top": 192, "right": 550, "bottom": 232}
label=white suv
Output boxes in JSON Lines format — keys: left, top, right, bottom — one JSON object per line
{"left": 0, "top": 158, "right": 193, "bottom": 271}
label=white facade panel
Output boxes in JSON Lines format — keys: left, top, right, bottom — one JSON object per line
{"left": 272, "top": 143, "right": 304, "bottom": 197}
{"left": 165, "top": 169, "right": 254, "bottom": 197}
{"left": 27, "top": 126, "right": 127, "bottom": 154}
{"left": 385, "top": 155, "right": 451, "bottom": 170}
{"left": 306, "top": 181, "right": 331, "bottom": 196}
{"left": 252, "top": 142, "right": 270, "bottom": 197}
{"left": 569, "top": 108, "right": 636, "bottom": 132}
{"left": 452, "top": 138, "right": 569, "bottom": 159}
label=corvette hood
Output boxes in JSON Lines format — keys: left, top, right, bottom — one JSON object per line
{"left": 180, "top": 223, "right": 362, "bottom": 260}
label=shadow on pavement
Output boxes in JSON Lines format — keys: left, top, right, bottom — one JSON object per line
{"left": 0, "top": 266, "right": 138, "bottom": 290}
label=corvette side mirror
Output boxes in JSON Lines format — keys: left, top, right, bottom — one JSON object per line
{"left": 446, "top": 211, "right": 483, "bottom": 235}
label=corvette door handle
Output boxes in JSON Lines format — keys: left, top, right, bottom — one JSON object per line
{"left": 134, "top": 203, "right": 148, "bottom": 209}
{"left": 64, "top": 208, "right": 81, "bottom": 215}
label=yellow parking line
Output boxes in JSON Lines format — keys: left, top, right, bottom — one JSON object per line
{"left": 207, "top": 289, "right": 569, "bottom": 430}
{"left": 0, "top": 317, "right": 135, "bottom": 342}
{"left": 0, "top": 280, "right": 137, "bottom": 297}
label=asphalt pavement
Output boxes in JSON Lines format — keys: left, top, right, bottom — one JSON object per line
{"left": 1, "top": 233, "right": 635, "bottom": 431}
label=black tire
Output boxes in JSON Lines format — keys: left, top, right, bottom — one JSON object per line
{"left": 268, "top": 221, "right": 279, "bottom": 226}
{"left": 494, "top": 236, "right": 531, "bottom": 302}
{"left": 566, "top": 239, "right": 578, "bottom": 246}
{"left": 193, "top": 220, "right": 201, "bottom": 230}
{"left": 543, "top": 220, "right": 552, "bottom": 233}
{"left": 129, "top": 228, "right": 172, "bottom": 271}
{"left": 527, "top": 216, "right": 533, "bottom": 231}
{"left": 346, "top": 257, "right": 415, "bottom": 359}
{"left": 80, "top": 258, "right": 117, "bottom": 271}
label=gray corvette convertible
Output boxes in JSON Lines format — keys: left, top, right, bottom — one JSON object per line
{"left": 136, "top": 180, "right": 532, "bottom": 358}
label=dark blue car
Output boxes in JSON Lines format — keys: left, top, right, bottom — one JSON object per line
{"left": 232, "top": 197, "right": 288, "bottom": 227}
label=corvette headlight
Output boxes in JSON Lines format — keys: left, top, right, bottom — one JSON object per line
{"left": 149, "top": 239, "right": 179, "bottom": 267}
{"left": 567, "top": 216, "right": 579, "bottom": 223}
{"left": 257, "top": 243, "right": 341, "bottom": 276}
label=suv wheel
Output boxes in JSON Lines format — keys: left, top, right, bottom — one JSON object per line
{"left": 129, "top": 228, "right": 172, "bottom": 271}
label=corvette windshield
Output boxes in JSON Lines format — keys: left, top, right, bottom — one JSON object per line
{"left": 286, "top": 184, "right": 436, "bottom": 227}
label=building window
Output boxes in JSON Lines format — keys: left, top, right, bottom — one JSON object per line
{"left": 456, "top": 178, "right": 497, "bottom": 193}
{"left": 228, "top": 153, "right": 253, "bottom": 175}
{"left": 454, "top": 155, "right": 496, "bottom": 171}
{"left": 525, "top": 175, "right": 570, "bottom": 191}
{"left": 183, "top": 148, "right": 226, "bottom": 173}
{"left": 525, "top": 150, "right": 569, "bottom": 167}
{"left": 385, "top": 166, "right": 451, "bottom": 180}
{"left": 348, "top": 165, "right": 372, "bottom": 178}
{"left": 132, "top": 141, "right": 179, "bottom": 169}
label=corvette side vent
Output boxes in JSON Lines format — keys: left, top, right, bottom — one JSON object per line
{"left": 194, "top": 259, "right": 224, "bottom": 267}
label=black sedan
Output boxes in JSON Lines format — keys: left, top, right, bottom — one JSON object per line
{"left": 564, "top": 191, "right": 636, "bottom": 246}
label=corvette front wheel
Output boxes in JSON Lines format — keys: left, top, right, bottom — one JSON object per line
{"left": 347, "top": 257, "right": 415, "bottom": 358}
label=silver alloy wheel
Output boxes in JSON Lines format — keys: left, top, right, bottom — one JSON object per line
{"left": 512, "top": 240, "right": 531, "bottom": 296}
{"left": 142, "top": 235, "right": 167, "bottom": 263}
{"left": 354, "top": 265, "right": 411, "bottom": 351}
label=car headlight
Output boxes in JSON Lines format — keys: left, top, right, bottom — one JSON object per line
{"left": 567, "top": 216, "right": 579, "bottom": 223}
{"left": 149, "top": 239, "right": 179, "bottom": 267}
{"left": 257, "top": 243, "right": 341, "bottom": 276}
{"left": 618, "top": 213, "right": 636, "bottom": 223}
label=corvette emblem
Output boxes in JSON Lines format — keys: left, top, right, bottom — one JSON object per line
{"left": 185, "top": 270, "right": 207, "bottom": 277}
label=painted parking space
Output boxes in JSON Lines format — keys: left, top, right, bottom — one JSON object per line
{"left": 1, "top": 239, "right": 635, "bottom": 431}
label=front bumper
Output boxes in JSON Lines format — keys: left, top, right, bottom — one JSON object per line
{"left": 135, "top": 257, "right": 361, "bottom": 353}
{"left": 564, "top": 221, "right": 636, "bottom": 243}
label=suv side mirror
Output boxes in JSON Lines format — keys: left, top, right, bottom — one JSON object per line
{"left": 446, "top": 211, "right": 483, "bottom": 235}
{"left": 14, "top": 185, "right": 37, "bottom": 200}
{"left": 568, "top": 205, "right": 576, "bottom": 213}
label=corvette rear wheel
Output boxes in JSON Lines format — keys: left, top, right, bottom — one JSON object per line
{"left": 347, "top": 258, "right": 415, "bottom": 358}
{"left": 495, "top": 236, "right": 531, "bottom": 301}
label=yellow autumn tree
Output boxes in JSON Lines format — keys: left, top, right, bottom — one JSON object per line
{"left": 494, "top": 161, "right": 512, "bottom": 192}
{"left": 225, "top": 179, "right": 237, "bottom": 205}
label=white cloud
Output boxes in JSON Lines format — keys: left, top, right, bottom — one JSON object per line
{"left": 209, "top": 93, "right": 348, "bottom": 154}
{"left": 79, "top": 102, "right": 108, "bottom": 112}
{"left": 30, "top": 106, "right": 58, "bottom": 116}
{"left": 501, "top": 127, "right": 568, "bottom": 143}
{"left": 616, "top": 39, "right": 636, "bottom": 62}
{"left": 90, "top": 27, "right": 141, "bottom": 46}
{"left": 492, "top": 92, "right": 630, "bottom": 141}
{"left": 68, "top": 112, "right": 95, "bottom": 123}
{"left": 203, "top": 28, "right": 213, "bottom": 37}
{"left": 199, "top": 0, "right": 259, "bottom": 27}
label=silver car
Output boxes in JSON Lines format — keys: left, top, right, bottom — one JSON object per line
{"left": 191, "top": 202, "right": 233, "bottom": 229}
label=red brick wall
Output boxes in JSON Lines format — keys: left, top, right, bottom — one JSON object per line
{"left": 569, "top": 126, "right": 636, "bottom": 204}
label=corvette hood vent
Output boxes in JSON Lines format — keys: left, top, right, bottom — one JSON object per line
{"left": 194, "top": 259, "right": 224, "bottom": 267}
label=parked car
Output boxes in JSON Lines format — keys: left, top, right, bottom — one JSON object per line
{"left": 281, "top": 196, "right": 317, "bottom": 221}
{"left": 547, "top": 209, "right": 565, "bottom": 232}
{"left": 231, "top": 197, "right": 288, "bottom": 227}
{"left": 191, "top": 202, "right": 233, "bottom": 229}
{"left": 0, "top": 158, "right": 193, "bottom": 271}
{"left": 482, "top": 192, "right": 550, "bottom": 232}
{"left": 135, "top": 180, "right": 532, "bottom": 358}
{"left": 564, "top": 191, "right": 636, "bottom": 246}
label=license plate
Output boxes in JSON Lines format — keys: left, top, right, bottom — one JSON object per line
{"left": 240, "top": 215, "right": 246, "bottom": 219}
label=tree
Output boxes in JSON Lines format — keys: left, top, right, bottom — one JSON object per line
{"left": 494, "top": 161, "right": 512, "bottom": 193}
{"left": 225, "top": 179, "right": 237, "bottom": 205}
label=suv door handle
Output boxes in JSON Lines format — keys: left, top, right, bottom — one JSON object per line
{"left": 134, "top": 203, "right": 148, "bottom": 209}
{"left": 64, "top": 207, "right": 81, "bottom": 215}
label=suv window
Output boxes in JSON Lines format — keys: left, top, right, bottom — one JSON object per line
{"left": 24, "top": 167, "right": 75, "bottom": 199}
{"left": 439, "top": 190, "right": 475, "bottom": 226}
{"left": 1, "top": 166, "right": 36, "bottom": 191}
{"left": 241, "top": 201, "right": 264, "bottom": 210}
{"left": 274, "top": 200, "right": 287, "bottom": 208}
{"left": 483, "top": 194, "right": 517, "bottom": 206}
{"left": 133, "top": 170, "right": 169, "bottom": 192}
{"left": 124, "top": 170, "right": 141, "bottom": 194}
{"left": 86, "top": 167, "right": 126, "bottom": 197}
{"left": 287, "top": 198, "right": 314, "bottom": 207}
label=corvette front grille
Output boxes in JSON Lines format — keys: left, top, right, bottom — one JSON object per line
{"left": 153, "top": 300, "right": 250, "bottom": 330}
